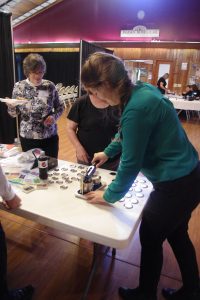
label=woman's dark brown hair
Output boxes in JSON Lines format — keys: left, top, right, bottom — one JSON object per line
{"left": 81, "top": 52, "right": 133, "bottom": 105}
{"left": 192, "top": 84, "right": 199, "bottom": 91}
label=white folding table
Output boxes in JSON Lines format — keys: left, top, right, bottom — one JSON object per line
{"left": 0, "top": 160, "right": 152, "bottom": 299}
{"left": 169, "top": 97, "right": 200, "bottom": 120}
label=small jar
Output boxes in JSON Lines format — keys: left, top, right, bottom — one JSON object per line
{"left": 92, "top": 175, "right": 102, "bottom": 190}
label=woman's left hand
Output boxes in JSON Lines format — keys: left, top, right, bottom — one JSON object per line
{"left": 85, "top": 190, "right": 108, "bottom": 205}
{"left": 44, "top": 115, "right": 55, "bottom": 126}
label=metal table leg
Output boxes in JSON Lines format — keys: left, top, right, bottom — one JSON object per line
{"left": 81, "top": 243, "right": 112, "bottom": 300}
{"left": 112, "top": 248, "right": 116, "bottom": 257}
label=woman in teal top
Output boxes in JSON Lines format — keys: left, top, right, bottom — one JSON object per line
{"left": 81, "top": 52, "right": 200, "bottom": 300}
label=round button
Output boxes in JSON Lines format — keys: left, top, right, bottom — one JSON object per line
{"left": 119, "top": 198, "right": 125, "bottom": 202}
{"left": 134, "top": 187, "right": 142, "bottom": 192}
{"left": 78, "top": 165, "right": 85, "bottom": 169}
{"left": 56, "top": 180, "right": 63, "bottom": 184}
{"left": 48, "top": 180, "right": 54, "bottom": 184}
{"left": 124, "top": 201, "right": 133, "bottom": 209}
{"left": 60, "top": 185, "right": 68, "bottom": 189}
{"left": 131, "top": 198, "right": 139, "bottom": 204}
{"left": 125, "top": 192, "right": 132, "bottom": 198}
{"left": 141, "top": 184, "right": 148, "bottom": 188}
{"left": 138, "top": 179, "right": 146, "bottom": 183}
{"left": 135, "top": 193, "right": 144, "bottom": 198}
{"left": 70, "top": 164, "right": 76, "bottom": 168}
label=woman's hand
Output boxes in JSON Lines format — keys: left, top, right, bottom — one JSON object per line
{"left": 6, "top": 103, "right": 15, "bottom": 109}
{"left": 85, "top": 190, "right": 109, "bottom": 205}
{"left": 76, "top": 145, "right": 90, "bottom": 163}
{"left": 44, "top": 115, "right": 55, "bottom": 126}
{"left": 3, "top": 194, "right": 21, "bottom": 210}
{"left": 92, "top": 152, "right": 108, "bottom": 167}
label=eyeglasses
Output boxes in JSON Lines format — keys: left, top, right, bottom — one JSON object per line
{"left": 30, "top": 70, "right": 45, "bottom": 75}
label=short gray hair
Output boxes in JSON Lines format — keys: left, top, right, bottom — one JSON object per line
{"left": 23, "top": 53, "right": 46, "bottom": 77}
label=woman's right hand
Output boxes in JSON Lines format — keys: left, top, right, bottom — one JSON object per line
{"left": 76, "top": 146, "right": 90, "bottom": 163}
{"left": 3, "top": 194, "right": 22, "bottom": 210}
{"left": 92, "top": 152, "right": 108, "bottom": 167}
{"left": 6, "top": 102, "right": 15, "bottom": 109}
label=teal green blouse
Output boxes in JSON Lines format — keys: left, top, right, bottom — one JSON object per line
{"left": 103, "top": 82, "right": 199, "bottom": 203}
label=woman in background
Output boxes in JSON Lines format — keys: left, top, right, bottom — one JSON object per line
{"left": 157, "top": 73, "right": 169, "bottom": 94}
{"left": 7, "top": 53, "right": 64, "bottom": 158}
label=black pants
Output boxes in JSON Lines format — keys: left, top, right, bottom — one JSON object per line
{"left": 139, "top": 162, "right": 200, "bottom": 296}
{"left": 0, "top": 224, "right": 8, "bottom": 298}
{"left": 20, "top": 135, "right": 59, "bottom": 158}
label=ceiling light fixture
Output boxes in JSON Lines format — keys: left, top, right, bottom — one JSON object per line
{"left": 0, "top": 0, "right": 58, "bottom": 26}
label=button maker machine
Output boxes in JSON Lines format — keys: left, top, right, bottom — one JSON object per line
{"left": 76, "top": 163, "right": 106, "bottom": 198}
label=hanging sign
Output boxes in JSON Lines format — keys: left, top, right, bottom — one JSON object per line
{"left": 120, "top": 25, "right": 160, "bottom": 38}
{"left": 181, "top": 63, "right": 188, "bottom": 70}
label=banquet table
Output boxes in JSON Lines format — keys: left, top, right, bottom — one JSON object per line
{"left": 168, "top": 97, "right": 200, "bottom": 120}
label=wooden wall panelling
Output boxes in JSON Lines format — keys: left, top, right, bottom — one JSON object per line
{"left": 14, "top": 45, "right": 200, "bottom": 93}
{"left": 113, "top": 48, "right": 200, "bottom": 93}
{"left": 14, "top": 48, "right": 79, "bottom": 53}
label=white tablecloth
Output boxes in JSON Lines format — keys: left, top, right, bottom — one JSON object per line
{"left": 169, "top": 98, "right": 200, "bottom": 111}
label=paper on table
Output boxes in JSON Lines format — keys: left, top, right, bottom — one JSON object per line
{"left": 0, "top": 154, "right": 34, "bottom": 173}
{"left": 0, "top": 98, "right": 28, "bottom": 106}
{"left": 0, "top": 144, "right": 21, "bottom": 158}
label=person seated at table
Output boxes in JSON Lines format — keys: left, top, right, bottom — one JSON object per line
{"left": 0, "top": 165, "right": 34, "bottom": 300}
{"left": 182, "top": 85, "right": 193, "bottom": 98}
{"left": 67, "top": 93, "right": 121, "bottom": 171}
{"left": 157, "top": 73, "right": 169, "bottom": 94}
{"left": 7, "top": 53, "right": 64, "bottom": 158}
{"left": 191, "top": 84, "right": 200, "bottom": 98}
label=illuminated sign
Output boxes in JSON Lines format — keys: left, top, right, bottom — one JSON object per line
{"left": 120, "top": 25, "right": 160, "bottom": 38}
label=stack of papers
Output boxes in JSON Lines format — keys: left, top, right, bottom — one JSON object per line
{"left": 0, "top": 144, "right": 21, "bottom": 158}
{"left": 0, "top": 98, "right": 28, "bottom": 106}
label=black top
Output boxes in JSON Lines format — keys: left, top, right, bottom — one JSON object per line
{"left": 182, "top": 91, "right": 193, "bottom": 97}
{"left": 67, "top": 94, "right": 121, "bottom": 166}
{"left": 183, "top": 90, "right": 200, "bottom": 99}
{"left": 157, "top": 77, "right": 167, "bottom": 94}
{"left": 192, "top": 90, "right": 200, "bottom": 97}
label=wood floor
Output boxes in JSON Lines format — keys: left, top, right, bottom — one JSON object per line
{"left": 0, "top": 110, "right": 200, "bottom": 300}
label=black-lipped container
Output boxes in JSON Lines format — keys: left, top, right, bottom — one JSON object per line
{"left": 38, "top": 151, "right": 48, "bottom": 180}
